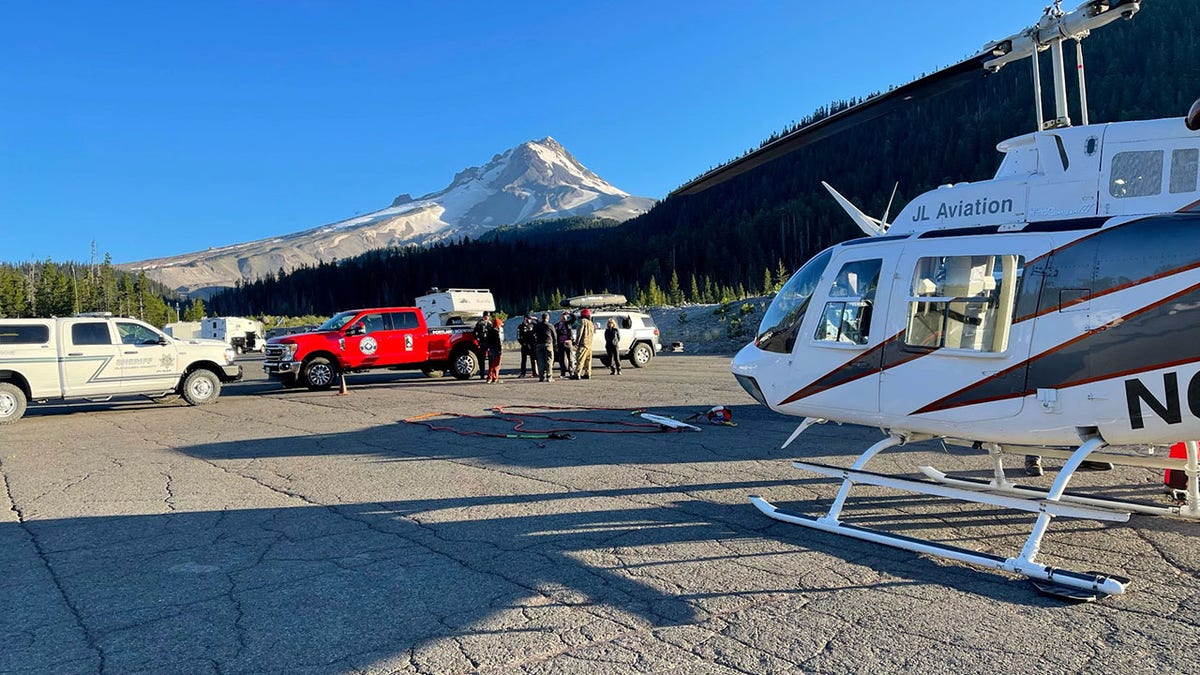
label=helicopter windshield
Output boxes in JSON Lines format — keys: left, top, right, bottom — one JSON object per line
{"left": 756, "top": 248, "right": 834, "bottom": 354}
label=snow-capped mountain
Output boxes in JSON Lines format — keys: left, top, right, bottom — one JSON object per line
{"left": 124, "top": 137, "right": 655, "bottom": 296}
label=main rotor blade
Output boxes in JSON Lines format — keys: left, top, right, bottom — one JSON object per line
{"left": 672, "top": 51, "right": 992, "bottom": 197}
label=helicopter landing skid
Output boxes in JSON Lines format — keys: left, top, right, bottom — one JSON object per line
{"left": 753, "top": 434, "right": 1131, "bottom": 597}
{"left": 918, "top": 466, "right": 1195, "bottom": 519}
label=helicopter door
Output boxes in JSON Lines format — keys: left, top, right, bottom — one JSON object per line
{"left": 804, "top": 256, "right": 887, "bottom": 414}
{"left": 881, "top": 250, "right": 1030, "bottom": 422}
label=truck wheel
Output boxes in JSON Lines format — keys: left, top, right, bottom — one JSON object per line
{"left": 0, "top": 382, "right": 28, "bottom": 424}
{"left": 631, "top": 342, "right": 653, "bottom": 368}
{"left": 304, "top": 356, "right": 337, "bottom": 390}
{"left": 422, "top": 367, "right": 445, "bottom": 378}
{"left": 181, "top": 369, "right": 222, "bottom": 405}
{"left": 599, "top": 355, "right": 612, "bottom": 368}
{"left": 451, "top": 350, "right": 479, "bottom": 380}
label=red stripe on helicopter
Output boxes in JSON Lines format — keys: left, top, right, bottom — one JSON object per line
{"left": 912, "top": 281, "right": 1200, "bottom": 415}
{"left": 778, "top": 331, "right": 925, "bottom": 405}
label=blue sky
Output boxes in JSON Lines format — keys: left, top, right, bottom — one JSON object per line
{"left": 2, "top": 0, "right": 1053, "bottom": 263}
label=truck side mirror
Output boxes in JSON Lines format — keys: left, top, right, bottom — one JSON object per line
{"left": 346, "top": 323, "right": 365, "bottom": 337}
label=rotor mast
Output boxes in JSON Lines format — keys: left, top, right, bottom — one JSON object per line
{"left": 983, "top": 0, "right": 1141, "bottom": 131}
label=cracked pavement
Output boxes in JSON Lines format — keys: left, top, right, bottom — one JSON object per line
{"left": 1, "top": 354, "right": 1197, "bottom": 673}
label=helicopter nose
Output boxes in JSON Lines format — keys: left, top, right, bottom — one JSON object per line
{"left": 731, "top": 342, "right": 783, "bottom": 408}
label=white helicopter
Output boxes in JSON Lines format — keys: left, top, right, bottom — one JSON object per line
{"left": 675, "top": 0, "right": 1200, "bottom": 599}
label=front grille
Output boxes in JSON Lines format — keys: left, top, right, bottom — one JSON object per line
{"left": 264, "top": 344, "right": 286, "bottom": 366}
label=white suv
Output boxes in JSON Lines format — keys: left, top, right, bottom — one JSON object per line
{"left": 575, "top": 308, "right": 662, "bottom": 368}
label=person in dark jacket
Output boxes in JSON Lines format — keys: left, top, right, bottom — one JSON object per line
{"left": 473, "top": 311, "right": 492, "bottom": 380}
{"left": 517, "top": 313, "right": 538, "bottom": 378}
{"left": 486, "top": 316, "right": 504, "bottom": 383}
{"left": 555, "top": 311, "right": 575, "bottom": 378}
{"left": 533, "top": 312, "right": 555, "bottom": 382}
{"left": 604, "top": 317, "right": 622, "bottom": 375}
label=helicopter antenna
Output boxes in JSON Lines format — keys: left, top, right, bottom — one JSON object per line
{"left": 881, "top": 182, "right": 899, "bottom": 227}
{"left": 982, "top": 0, "right": 1140, "bottom": 130}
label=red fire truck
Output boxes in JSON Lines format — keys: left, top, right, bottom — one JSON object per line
{"left": 262, "top": 307, "right": 482, "bottom": 390}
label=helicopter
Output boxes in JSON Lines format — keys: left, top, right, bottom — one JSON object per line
{"left": 673, "top": 0, "right": 1200, "bottom": 599}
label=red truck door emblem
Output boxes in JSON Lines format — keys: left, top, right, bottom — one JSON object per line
{"left": 360, "top": 336, "right": 378, "bottom": 355}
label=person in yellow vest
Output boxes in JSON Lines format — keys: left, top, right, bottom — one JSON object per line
{"left": 574, "top": 308, "right": 596, "bottom": 380}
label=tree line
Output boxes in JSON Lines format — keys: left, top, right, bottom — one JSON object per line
{"left": 0, "top": 255, "right": 205, "bottom": 326}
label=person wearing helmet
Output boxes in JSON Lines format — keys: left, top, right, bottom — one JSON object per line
{"left": 574, "top": 308, "right": 596, "bottom": 380}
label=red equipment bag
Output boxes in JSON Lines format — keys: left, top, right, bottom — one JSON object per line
{"left": 1165, "top": 443, "right": 1190, "bottom": 491}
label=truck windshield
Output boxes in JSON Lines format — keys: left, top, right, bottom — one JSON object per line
{"left": 317, "top": 312, "right": 357, "bottom": 332}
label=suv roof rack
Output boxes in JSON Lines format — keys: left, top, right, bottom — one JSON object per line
{"left": 562, "top": 293, "right": 628, "bottom": 309}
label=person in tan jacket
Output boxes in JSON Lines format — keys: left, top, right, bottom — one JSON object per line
{"left": 574, "top": 308, "right": 596, "bottom": 380}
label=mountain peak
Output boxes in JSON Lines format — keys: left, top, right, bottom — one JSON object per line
{"left": 127, "top": 137, "right": 655, "bottom": 296}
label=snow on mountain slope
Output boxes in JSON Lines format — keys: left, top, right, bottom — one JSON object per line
{"left": 124, "top": 137, "right": 655, "bottom": 296}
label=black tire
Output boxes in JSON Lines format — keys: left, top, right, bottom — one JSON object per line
{"left": 303, "top": 356, "right": 338, "bottom": 391}
{"left": 422, "top": 367, "right": 446, "bottom": 378}
{"left": 599, "top": 355, "right": 612, "bottom": 368}
{"left": 631, "top": 342, "right": 653, "bottom": 368}
{"left": 0, "top": 382, "right": 27, "bottom": 424}
{"left": 450, "top": 349, "right": 479, "bottom": 380}
{"left": 181, "top": 369, "right": 221, "bottom": 405}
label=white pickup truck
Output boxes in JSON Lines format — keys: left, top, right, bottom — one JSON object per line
{"left": 0, "top": 314, "right": 242, "bottom": 424}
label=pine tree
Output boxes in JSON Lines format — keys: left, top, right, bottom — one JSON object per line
{"left": 646, "top": 275, "right": 664, "bottom": 306}
{"left": 689, "top": 274, "right": 701, "bottom": 304}
{"left": 774, "top": 259, "right": 790, "bottom": 290}
{"left": 184, "top": 298, "right": 206, "bottom": 321}
{"left": 667, "top": 269, "right": 683, "bottom": 306}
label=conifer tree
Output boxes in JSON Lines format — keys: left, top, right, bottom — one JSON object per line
{"left": 667, "top": 270, "right": 683, "bottom": 306}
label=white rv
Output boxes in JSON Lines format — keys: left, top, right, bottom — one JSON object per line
{"left": 201, "top": 317, "right": 265, "bottom": 354}
{"left": 164, "top": 321, "right": 203, "bottom": 340}
{"left": 415, "top": 288, "right": 495, "bottom": 327}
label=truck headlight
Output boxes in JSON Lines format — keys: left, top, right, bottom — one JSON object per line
{"left": 282, "top": 343, "right": 298, "bottom": 360}
{"left": 225, "top": 348, "right": 237, "bottom": 365}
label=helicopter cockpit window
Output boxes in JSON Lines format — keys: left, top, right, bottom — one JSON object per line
{"left": 756, "top": 248, "right": 833, "bottom": 354}
{"left": 1170, "top": 149, "right": 1198, "bottom": 194}
{"left": 1109, "top": 150, "right": 1164, "bottom": 198}
{"left": 905, "top": 254, "right": 1024, "bottom": 353}
{"left": 815, "top": 259, "right": 881, "bottom": 345}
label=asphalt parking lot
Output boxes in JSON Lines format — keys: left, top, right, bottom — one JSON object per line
{"left": 2, "top": 352, "right": 1198, "bottom": 674}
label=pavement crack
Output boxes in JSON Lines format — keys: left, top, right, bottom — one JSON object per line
{"left": 0, "top": 456, "right": 107, "bottom": 673}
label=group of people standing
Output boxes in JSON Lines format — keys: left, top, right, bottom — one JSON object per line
{"left": 512, "top": 309, "right": 622, "bottom": 382}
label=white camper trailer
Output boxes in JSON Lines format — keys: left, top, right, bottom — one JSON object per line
{"left": 201, "top": 317, "right": 265, "bottom": 353}
{"left": 415, "top": 288, "right": 495, "bottom": 327}
{"left": 163, "top": 321, "right": 203, "bottom": 340}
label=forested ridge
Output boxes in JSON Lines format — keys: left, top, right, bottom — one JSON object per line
{"left": 23, "top": 2, "right": 1197, "bottom": 321}
{"left": 212, "top": 1, "right": 1197, "bottom": 316}
{"left": 0, "top": 255, "right": 205, "bottom": 325}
